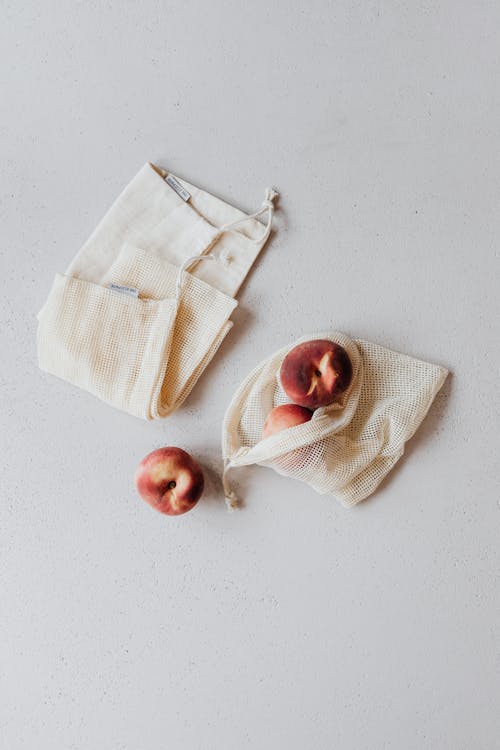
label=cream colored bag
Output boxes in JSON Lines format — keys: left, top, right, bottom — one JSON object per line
{"left": 222, "top": 332, "right": 448, "bottom": 508}
{"left": 37, "top": 163, "right": 278, "bottom": 420}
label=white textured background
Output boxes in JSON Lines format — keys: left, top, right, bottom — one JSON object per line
{"left": 1, "top": 3, "right": 499, "bottom": 749}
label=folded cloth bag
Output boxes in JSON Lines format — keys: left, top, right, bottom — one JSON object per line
{"left": 222, "top": 332, "right": 448, "bottom": 509}
{"left": 37, "top": 163, "right": 278, "bottom": 419}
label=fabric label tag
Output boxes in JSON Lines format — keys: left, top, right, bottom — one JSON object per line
{"left": 109, "top": 283, "right": 139, "bottom": 298}
{"left": 165, "top": 173, "right": 191, "bottom": 202}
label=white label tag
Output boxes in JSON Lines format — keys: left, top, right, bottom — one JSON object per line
{"left": 109, "top": 283, "right": 139, "bottom": 298}
{"left": 165, "top": 173, "right": 191, "bottom": 202}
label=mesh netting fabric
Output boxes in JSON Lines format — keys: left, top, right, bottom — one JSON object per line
{"left": 222, "top": 332, "right": 448, "bottom": 508}
{"left": 38, "top": 244, "right": 236, "bottom": 420}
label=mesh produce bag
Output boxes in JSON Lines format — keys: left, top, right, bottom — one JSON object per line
{"left": 37, "top": 163, "right": 278, "bottom": 420}
{"left": 222, "top": 332, "right": 448, "bottom": 508}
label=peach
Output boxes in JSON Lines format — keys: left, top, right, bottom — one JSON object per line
{"left": 280, "top": 339, "right": 352, "bottom": 409}
{"left": 135, "top": 447, "right": 204, "bottom": 516}
{"left": 262, "top": 404, "right": 312, "bottom": 438}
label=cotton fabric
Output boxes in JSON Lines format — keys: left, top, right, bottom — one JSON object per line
{"left": 37, "top": 163, "right": 275, "bottom": 419}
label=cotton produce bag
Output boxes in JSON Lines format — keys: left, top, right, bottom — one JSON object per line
{"left": 37, "top": 163, "right": 278, "bottom": 420}
{"left": 222, "top": 332, "right": 448, "bottom": 508}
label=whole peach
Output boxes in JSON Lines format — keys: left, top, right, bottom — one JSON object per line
{"left": 135, "top": 447, "right": 204, "bottom": 516}
{"left": 280, "top": 339, "right": 352, "bottom": 409}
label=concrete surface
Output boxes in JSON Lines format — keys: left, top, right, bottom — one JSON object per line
{"left": 1, "top": 2, "right": 499, "bottom": 749}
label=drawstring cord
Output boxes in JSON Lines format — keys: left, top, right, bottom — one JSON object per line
{"left": 218, "top": 187, "right": 279, "bottom": 245}
{"left": 175, "top": 249, "right": 234, "bottom": 299}
{"left": 175, "top": 253, "right": 216, "bottom": 299}
{"left": 176, "top": 187, "right": 279, "bottom": 300}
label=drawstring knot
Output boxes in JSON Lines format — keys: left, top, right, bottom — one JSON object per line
{"left": 218, "top": 186, "right": 279, "bottom": 245}
{"left": 224, "top": 489, "right": 239, "bottom": 512}
{"left": 262, "top": 187, "right": 279, "bottom": 208}
{"left": 222, "top": 459, "right": 239, "bottom": 511}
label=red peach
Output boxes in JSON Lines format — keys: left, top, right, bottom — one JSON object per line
{"left": 280, "top": 339, "right": 352, "bottom": 409}
{"left": 135, "top": 447, "right": 204, "bottom": 516}
{"left": 262, "top": 404, "right": 312, "bottom": 438}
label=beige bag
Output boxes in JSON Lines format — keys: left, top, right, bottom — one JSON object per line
{"left": 37, "top": 163, "right": 278, "bottom": 420}
{"left": 222, "top": 332, "right": 448, "bottom": 508}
